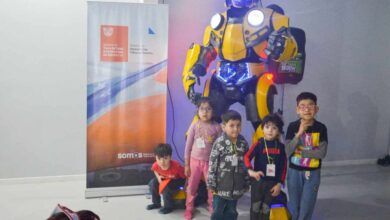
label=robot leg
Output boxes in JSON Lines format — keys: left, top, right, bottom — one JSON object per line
{"left": 250, "top": 74, "right": 278, "bottom": 143}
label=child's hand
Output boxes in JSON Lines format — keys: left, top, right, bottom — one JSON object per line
{"left": 157, "top": 175, "right": 163, "bottom": 183}
{"left": 294, "top": 149, "right": 302, "bottom": 155}
{"left": 297, "top": 121, "right": 310, "bottom": 137}
{"left": 248, "top": 170, "right": 264, "bottom": 181}
{"left": 270, "top": 183, "right": 281, "bottom": 197}
{"left": 184, "top": 165, "right": 191, "bottom": 177}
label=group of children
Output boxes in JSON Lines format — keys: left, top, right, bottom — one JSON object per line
{"left": 146, "top": 92, "right": 328, "bottom": 220}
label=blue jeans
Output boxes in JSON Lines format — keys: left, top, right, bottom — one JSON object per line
{"left": 211, "top": 195, "right": 238, "bottom": 220}
{"left": 287, "top": 168, "right": 321, "bottom": 220}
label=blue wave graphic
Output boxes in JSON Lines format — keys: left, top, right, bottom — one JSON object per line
{"left": 87, "top": 60, "right": 167, "bottom": 119}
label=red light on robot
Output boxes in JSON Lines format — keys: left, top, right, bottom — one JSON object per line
{"left": 265, "top": 73, "right": 274, "bottom": 81}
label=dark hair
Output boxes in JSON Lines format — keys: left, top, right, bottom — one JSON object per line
{"left": 196, "top": 96, "right": 214, "bottom": 108}
{"left": 221, "top": 109, "right": 241, "bottom": 123}
{"left": 196, "top": 96, "right": 220, "bottom": 121}
{"left": 261, "top": 113, "right": 284, "bottom": 134}
{"left": 154, "top": 143, "right": 172, "bottom": 158}
{"left": 296, "top": 92, "right": 317, "bottom": 105}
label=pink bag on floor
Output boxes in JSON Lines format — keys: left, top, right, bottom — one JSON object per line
{"left": 47, "top": 204, "right": 100, "bottom": 220}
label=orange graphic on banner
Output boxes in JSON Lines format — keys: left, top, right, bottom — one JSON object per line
{"left": 100, "top": 25, "right": 128, "bottom": 62}
{"left": 87, "top": 94, "right": 167, "bottom": 172}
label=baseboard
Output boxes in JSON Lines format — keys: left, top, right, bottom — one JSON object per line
{"left": 0, "top": 174, "right": 85, "bottom": 185}
{"left": 85, "top": 185, "right": 148, "bottom": 198}
{"left": 0, "top": 159, "right": 377, "bottom": 191}
{"left": 322, "top": 158, "right": 376, "bottom": 167}
{"left": 0, "top": 174, "right": 148, "bottom": 198}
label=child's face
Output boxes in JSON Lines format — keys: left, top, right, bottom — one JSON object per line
{"left": 296, "top": 99, "right": 319, "bottom": 121}
{"left": 263, "top": 122, "right": 279, "bottom": 141}
{"left": 198, "top": 102, "right": 213, "bottom": 122}
{"left": 222, "top": 119, "right": 241, "bottom": 141}
{"left": 156, "top": 155, "right": 171, "bottom": 170}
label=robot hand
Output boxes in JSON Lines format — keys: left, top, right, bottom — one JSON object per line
{"left": 187, "top": 86, "right": 202, "bottom": 104}
{"left": 192, "top": 63, "right": 207, "bottom": 77}
{"left": 185, "top": 66, "right": 202, "bottom": 104}
{"left": 265, "top": 27, "right": 289, "bottom": 60}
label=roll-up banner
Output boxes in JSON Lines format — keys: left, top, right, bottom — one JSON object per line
{"left": 86, "top": 1, "right": 168, "bottom": 197}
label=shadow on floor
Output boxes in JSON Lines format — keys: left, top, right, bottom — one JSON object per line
{"left": 314, "top": 198, "right": 390, "bottom": 220}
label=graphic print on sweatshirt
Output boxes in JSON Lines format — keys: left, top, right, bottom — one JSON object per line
{"left": 290, "top": 132, "right": 320, "bottom": 168}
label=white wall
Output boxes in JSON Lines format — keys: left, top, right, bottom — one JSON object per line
{"left": 275, "top": 0, "right": 390, "bottom": 161}
{"left": 0, "top": 0, "right": 87, "bottom": 178}
{"left": 0, "top": 0, "right": 157, "bottom": 179}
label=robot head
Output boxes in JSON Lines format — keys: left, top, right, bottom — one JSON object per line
{"left": 225, "top": 0, "right": 261, "bottom": 8}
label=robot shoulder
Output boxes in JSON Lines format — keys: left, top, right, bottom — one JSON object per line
{"left": 242, "top": 7, "right": 289, "bottom": 46}
{"left": 203, "top": 12, "right": 227, "bottom": 47}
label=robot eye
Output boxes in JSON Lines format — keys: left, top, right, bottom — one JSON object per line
{"left": 210, "top": 13, "right": 224, "bottom": 30}
{"left": 248, "top": 9, "right": 264, "bottom": 26}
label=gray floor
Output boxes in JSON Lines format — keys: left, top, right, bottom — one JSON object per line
{"left": 0, "top": 164, "right": 389, "bottom": 220}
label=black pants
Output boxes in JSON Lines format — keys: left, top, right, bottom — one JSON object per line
{"left": 211, "top": 195, "right": 238, "bottom": 220}
{"left": 250, "top": 180, "right": 277, "bottom": 220}
{"left": 148, "top": 177, "right": 185, "bottom": 209}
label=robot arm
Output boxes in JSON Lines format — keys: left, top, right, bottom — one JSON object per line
{"left": 182, "top": 43, "right": 217, "bottom": 103}
{"left": 265, "top": 26, "right": 298, "bottom": 62}
{"left": 264, "top": 8, "right": 298, "bottom": 62}
{"left": 182, "top": 13, "right": 224, "bottom": 103}
{"left": 243, "top": 7, "right": 299, "bottom": 63}
{"left": 266, "top": 6, "right": 306, "bottom": 84}
{"left": 250, "top": 6, "right": 306, "bottom": 84}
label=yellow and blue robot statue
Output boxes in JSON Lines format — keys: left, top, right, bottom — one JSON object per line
{"left": 182, "top": 0, "right": 306, "bottom": 144}
{"left": 182, "top": 1, "right": 306, "bottom": 218}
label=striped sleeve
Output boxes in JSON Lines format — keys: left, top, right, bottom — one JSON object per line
{"left": 244, "top": 140, "right": 260, "bottom": 169}
{"left": 278, "top": 143, "right": 287, "bottom": 184}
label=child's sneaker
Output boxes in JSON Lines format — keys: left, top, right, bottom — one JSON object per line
{"left": 146, "top": 203, "right": 161, "bottom": 210}
{"left": 158, "top": 207, "right": 173, "bottom": 214}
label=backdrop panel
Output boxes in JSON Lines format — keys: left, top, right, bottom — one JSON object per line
{"left": 86, "top": 2, "right": 168, "bottom": 196}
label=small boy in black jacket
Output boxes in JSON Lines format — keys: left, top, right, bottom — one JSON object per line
{"left": 244, "top": 114, "right": 287, "bottom": 220}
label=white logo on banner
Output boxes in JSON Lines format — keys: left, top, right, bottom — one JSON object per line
{"left": 103, "top": 27, "right": 113, "bottom": 37}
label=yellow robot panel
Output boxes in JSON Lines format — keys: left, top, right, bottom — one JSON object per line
{"left": 270, "top": 206, "right": 291, "bottom": 220}
{"left": 277, "top": 36, "right": 298, "bottom": 62}
{"left": 203, "top": 78, "right": 212, "bottom": 97}
{"left": 221, "top": 24, "right": 247, "bottom": 61}
{"left": 270, "top": 12, "right": 298, "bottom": 62}
{"left": 256, "top": 73, "right": 274, "bottom": 120}
{"left": 203, "top": 12, "right": 226, "bottom": 50}
{"left": 182, "top": 44, "right": 201, "bottom": 95}
{"left": 271, "top": 12, "right": 289, "bottom": 32}
{"left": 203, "top": 26, "right": 220, "bottom": 52}
{"left": 251, "top": 73, "right": 274, "bottom": 143}
{"left": 252, "top": 125, "right": 264, "bottom": 144}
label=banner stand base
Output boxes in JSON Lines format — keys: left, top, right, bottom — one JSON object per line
{"left": 85, "top": 185, "right": 148, "bottom": 198}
